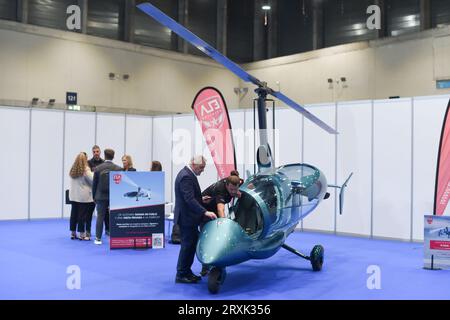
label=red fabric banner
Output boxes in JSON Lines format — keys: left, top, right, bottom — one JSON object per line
{"left": 192, "top": 87, "right": 236, "bottom": 179}
{"left": 435, "top": 99, "right": 450, "bottom": 215}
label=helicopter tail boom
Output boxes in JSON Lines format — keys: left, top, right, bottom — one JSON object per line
{"left": 328, "top": 172, "right": 353, "bottom": 215}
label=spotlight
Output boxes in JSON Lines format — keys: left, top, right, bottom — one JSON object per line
{"left": 123, "top": 74, "right": 130, "bottom": 81}
{"left": 262, "top": 5, "right": 271, "bottom": 10}
{"left": 234, "top": 87, "right": 248, "bottom": 95}
{"left": 341, "top": 77, "right": 347, "bottom": 82}
{"left": 48, "top": 99, "right": 55, "bottom": 106}
{"left": 31, "top": 97, "right": 39, "bottom": 106}
{"left": 109, "top": 72, "right": 116, "bottom": 80}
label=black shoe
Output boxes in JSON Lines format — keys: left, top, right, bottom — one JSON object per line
{"left": 175, "top": 276, "right": 199, "bottom": 284}
{"left": 188, "top": 273, "right": 201, "bottom": 281}
{"left": 200, "top": 266, "right": 209, "bottom": 277}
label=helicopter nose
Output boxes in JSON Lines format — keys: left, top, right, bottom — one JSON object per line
{"left": 196, "top": 218, "right": 252, "bottom": 267}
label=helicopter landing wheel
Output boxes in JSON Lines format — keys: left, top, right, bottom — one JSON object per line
{"left": 310, "top": 245, "right": 324, "bottom": 271}
{"left": 208, "top": 267, "right": 226, "bottom": 294}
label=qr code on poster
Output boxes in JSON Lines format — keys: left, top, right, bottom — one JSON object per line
{"left": 152, "top": 233, "right": 164, "bottom": 249}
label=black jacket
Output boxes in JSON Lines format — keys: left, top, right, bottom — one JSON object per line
{"left": 174, "top": 166, "right": 206, "bottom": 227}
{"left": 92, "top": 161, "right": 122, "bottom": 201}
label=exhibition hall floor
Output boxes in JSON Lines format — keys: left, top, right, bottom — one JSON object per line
{"left": 1, "top": 219, "right": 449, "bottom": 300}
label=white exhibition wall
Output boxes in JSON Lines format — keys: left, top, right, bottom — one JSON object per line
{"left": 373, "top": 99, "right": 412, "bottom": 240}
{"left": 30, "top": 109, "right": 64, "bottom": 219}
{"left": 303, "top": 104, "right": 336, "bottom": 233}
{"left": 0, "top": 93, "right": 449, "bottom": 242}
{"left": 152, "top": 116, "right": 173, "bottom": 203}
{"left": 63, "top": 111, "right": 96, "bottom": 218}
{"left": 0, "top": 107, "right": 29, "bottom": 220}
{"left": 336, "top": 101, "right": 372, "bottom": 237}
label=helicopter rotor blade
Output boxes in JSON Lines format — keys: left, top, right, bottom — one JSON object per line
{"left": 137, "top": 3, "right": 262, "bottom": 86}
{"left": 120, "top": 174, "right": 139, "bottom": 189}
{"left": 137, "top": 2, "right": 337, "bottom": 135}
{"left": 270, "top": 91, "right": 338, "bottom": 135}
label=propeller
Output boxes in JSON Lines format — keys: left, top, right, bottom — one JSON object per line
{"left": 137, "top": 2, "right": 338, "bottom": 135}
{"left": 120, "top": 174, "right": 139, "bottom": 189}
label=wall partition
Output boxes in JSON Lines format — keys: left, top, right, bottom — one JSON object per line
{"left": 1, "top": 94, "right": 450, "bottom": 243}
{"left": 152, "top": 116, "right": 173, "bottom": 203}
{"left": 63, "top": 111, "right": 96, "bottom": 218}
{"left": 0, "top": 107, "right": 30, "bottom": 220}
{"left": 302, "top": 103, "right": 336, "bottom": 233}
{"left": 336, "top": 101, "right": 372, "bottom": 237}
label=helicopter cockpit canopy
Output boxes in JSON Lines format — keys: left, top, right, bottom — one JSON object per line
{"left": 232, "top": 174, "right": 278, "bottom": 238}
{"left": 232, "top": 164, "right": 327, "bottom": 239}
{"left": 275, "top": 164, "right": 327, "bottom": 207}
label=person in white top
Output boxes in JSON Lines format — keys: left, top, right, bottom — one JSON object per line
{"left": 69, "top": 152, "right": 94, "bottom": 240}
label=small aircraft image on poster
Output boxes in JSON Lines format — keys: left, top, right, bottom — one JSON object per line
{"left": 121, "top": 174, "right": 151, "bottom": 202}
{"left": 123, "top": 187, "right": 152, "bottom": 202}
{"left": 430, "top": 226, "right": 450, "bottom": 239}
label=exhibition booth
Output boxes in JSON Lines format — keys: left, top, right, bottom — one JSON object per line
{"left": 2, "top": 0, "right": 450, "bottom": 308}
{"left": 2, "top": 94, "right": 450, "bottom": 242}
{"left": 1, "top": 93, "right": 450, "bottom": 299}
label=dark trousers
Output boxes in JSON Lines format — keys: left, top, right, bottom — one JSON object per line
{"left": 69, "top": 202, "right": 90, "bottom": 233}
{"left": 85, "top": 202, "right": 95, "bottom": 235}
{"left": 105, "top": 211, "right": 110, "bottom": 233}
{"left": 95, "top": 200, "right": 109, "bottom": 240}
{"left": 176, "top": 225, "right": 199, "bottom": 277}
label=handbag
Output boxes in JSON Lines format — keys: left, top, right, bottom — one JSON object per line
{"left": 65, "top": 189, "right": 72, "bottom": 205}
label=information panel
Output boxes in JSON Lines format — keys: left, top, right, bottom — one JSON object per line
{"left": 424, "top": 215, "right": 450, "bottom": 269}
{"left": 109, "top": 172, "right": 165, "bottom": 249}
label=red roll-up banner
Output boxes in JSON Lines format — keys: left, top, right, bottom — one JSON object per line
{"left": 434, "top": 99, "right": 450, "bottom": 216}
{"left": 192, "top": 87, "right": 236, "bottom": 179}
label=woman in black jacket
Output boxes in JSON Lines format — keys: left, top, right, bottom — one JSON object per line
{"left": 122, "top": 155, "right": 136, "bottom": 171}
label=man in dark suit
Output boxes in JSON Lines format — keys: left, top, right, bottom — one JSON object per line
{"left": 174, "top": 156, "right": 217, "bottom": 284}
{"left": 86, "top": 145, "right": 105, "bottom": 239}
{"left": 92, "top": 148, "right": 122, "bottom": 245}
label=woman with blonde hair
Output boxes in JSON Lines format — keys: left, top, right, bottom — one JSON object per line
{"left": 69, "top": 152, "right": 94, "bottom": 240}
{"left": 122, "top": 155, "right": 136, "bottom": 171}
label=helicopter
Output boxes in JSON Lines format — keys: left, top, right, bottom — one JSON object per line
{"left": 137, "top": 2, "right": 353, "bottom": 294}
{"left": 123, "top": 187, "right": 152, "bottom": 201}
{"left": 120, "top": 174, "right": 152, "bottom": 201}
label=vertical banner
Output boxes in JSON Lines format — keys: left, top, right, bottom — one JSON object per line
{"left": 192, "top": 87, "right": 236, "bottom": 179}
{"left": 424, "top": 215, "right": 450, "bottom": 269}
{"left": 109, "top": 172, "right": 165, "bottom": 249}
{"left": 434, "top": 99, "right": 450, "bottom": 215}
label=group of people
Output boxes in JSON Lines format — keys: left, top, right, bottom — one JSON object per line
{"left": 68, "top": 145, "right": 162, "bottom": 245}
{"left": 174, "top": 155, "right": 243, "bottom": 284}
{"left": 70, "top": 147, "right": 243, "bottom": 284}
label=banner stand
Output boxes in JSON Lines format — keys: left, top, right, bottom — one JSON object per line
{"left": 109, "top": 171, "right": 165, "bottom": 250}
{"left": 424, "top": 214, "right": 450, "bottom": 270}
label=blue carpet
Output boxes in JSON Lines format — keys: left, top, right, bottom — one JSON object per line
{"left": 0, "top": 219, "right": 449, "bottom": 300}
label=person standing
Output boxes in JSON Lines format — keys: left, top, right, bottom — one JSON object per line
{"left": 88, "top": 145, "right": 104, "bottom": 172}
{"left": 69, "top": 153, "right": 94, "bottom": 240}
{"left": 92, "top": 148, "right": 122, "bottom": 245}
{"left": 199, "top": 171, "right": 242, "bottom": 275}
{"left": 86, "top": 145, "right": 104, "bottom": 239}
{"left": 150, "top": 160, "right": 162, "bottom": 172}
{"left": 174, "top": 156, "right": 217, "bottom": 284}
{"left": 122, "top": 155, "right": 136, "bottom": 171}
{"left": 202, "top": 171, "right": 242, "bottom": 219}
